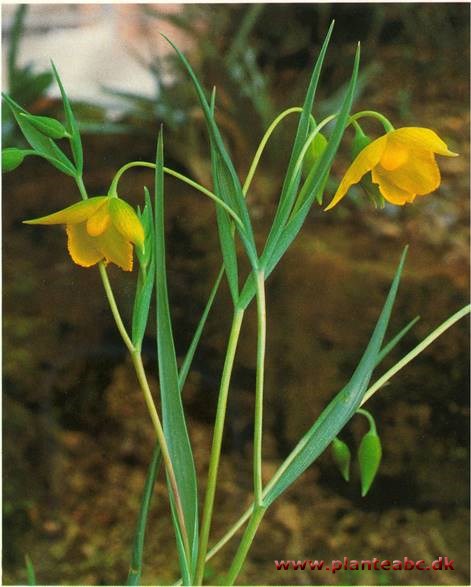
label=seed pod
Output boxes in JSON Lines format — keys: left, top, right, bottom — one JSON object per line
{"left": 303, "top": 132, "right": 328, "bottom": 175}
{"left": 331, "top": 436, "right": 351, "bottom": 482}
{"left": 358, "top": 430, "right": 382, "bottom": 497}
{"left": 19, "top": 113, "right": 69, "bottom": 139}
{"left": 2, "top": 148, "right": 26, "bottom": 172}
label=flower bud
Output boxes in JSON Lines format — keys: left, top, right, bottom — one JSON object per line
{"left": 2, "top": 148, "right": 26, "bottom": 172}
{"left": 351, "top": 125, "right": 372, "bottom": 159}
{"left": 303, "top": 132, "right": 328, "bottom": 175}
{"left": 358, "top": 430, "right": 382, "bottom": 496}
{"left": 19, "top": 113, "right": 69, "bottom": 140}
{"left": 331, "top": 436, "right": 351, "bottom": 482}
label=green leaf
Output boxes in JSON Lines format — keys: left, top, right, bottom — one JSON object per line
{"left": 25, "top": 554, "right": 36, "bottom": 586}
{"left": 239, "top": 41, "right": 360, "bottom": 310}
{"left": 261, "top": 43, "right": 361, "bottom": 284}
{"left": 19, "top": 113, "right": 68, "bottom": 139}
{"left": 154, "top": 128, "right": 198, "bottom": 581}
{"left": 208, "top": 88, "right": 240, "bottom": 304}
{"left": 132, "top": 189, "right": 155, "bottom": 350}
{"left": 1, "top": 93, "right": 76, "bottom": 176}
{"left": 2, "top": 147, "right": 28, "bottom": 172}
{"left": 127, "top": 445, "right": 162, "bottom": 586}
{"left": 358, "top": 431, "right": 382, "bottom": 497}
{"left": 263, "top": 246, "right": 407, "bottom": 507}
{"left": 178, "top": 266, "right": 224, "bottom": 390}
{"left": 261, "top": 22, "right": 334, "bottom": 268}
{"left": 331, "top": 437, "right": 351, "bottom": 482}
{"left": 51, "top": 61, "right": 84, "bottom": 174}
{"left": 163, "top": 34, "right": 258, "bottom": 269}
{"left": 376, "top": 315, "right": 420, "bottom": 365}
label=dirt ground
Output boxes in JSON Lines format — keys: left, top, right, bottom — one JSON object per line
{"left": 3, "top": 28, "right": 469, "bottom": 587}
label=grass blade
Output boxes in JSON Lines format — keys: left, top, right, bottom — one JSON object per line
{"left": 154, "top": 128, "right": 198, "bottom": 580}
{"left": 25, "top": 554, "right": 36, "bottom": 586}
{"left": 264, "top": 246, "right": 408, "bottom": 506}
{"left": 127, "top": 446, "right": 162, "bottom": 586}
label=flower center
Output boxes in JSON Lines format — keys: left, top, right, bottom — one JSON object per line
{"left": 86, "top": 203, "right": 111, "bottom": 237}
{"left": 380, "top": 144, "right": 409, "bottom": 171}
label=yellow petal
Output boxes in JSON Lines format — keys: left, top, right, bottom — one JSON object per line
{"left": 66, "top": 223, "right": 103, "bottom": 267}
{"left": 95, "top": 224, "right": 133, "bottom": 271}
{"left": 109, "top": 198, "right": 145, "bottom": 247}
{"left": 390, "top": 127, "right": 458, "bottom": 157}
{"left": 87, "top": 201, "right": 111, "bottom": 237}
{"left": 380, "top": 141, "right": 409, "bottom": 171}
{"left": 382, "top": 149, "right": 440, "bottom": 195}
{"left": 371, "top": 167, "right": 415, "bottom": 205}
{"left": 23, "top": 196, "right": 108, "bottom": 225}
{"left": 324, "top": 135, "right": 387, "bottom": 211}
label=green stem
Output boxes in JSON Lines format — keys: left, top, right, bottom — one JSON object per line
{"left": 350, "top": 110, "right": 394, "bottom": 132}
{"left": 98, "top": 263, "right": 135, "bottom": 354}
{"left": 107, "top": 161, "right": 243, "bottom": 228}
{"left": 75, "top": 174, "right": 88, "bottom": 201}
{"left": 194, "top": 308, "right": 245, "bottom": 585}
{"left": 361, "top": 304, "right": 471, "bottom": 406}
{"left": 253, "top": 270, "right": 266, "bottom": 505}
{"left": 356, "top": 408, "right": 377, "bottom": 433}
{"left": 224, "top": 506, "right": 267, "bottom": 585}
{"left": 243, "top": 107, "right": 316, "bottom": 196}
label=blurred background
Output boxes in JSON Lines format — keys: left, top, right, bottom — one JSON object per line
{"left": 2, "top": 3, "right": 469, "bottom": 585}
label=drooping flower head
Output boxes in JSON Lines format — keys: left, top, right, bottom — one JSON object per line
{"left": 24, "top": 196, "right": 145, "bottom": 271}
{"left": 325, "top": 127, "right": 458, "bottom": 210}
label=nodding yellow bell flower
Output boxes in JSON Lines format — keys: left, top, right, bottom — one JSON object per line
{"left": 325, "top": 127, "right": 458, "bottom": 210}
{"left": 24, "top": 196, "right": 145, "bottom": 271}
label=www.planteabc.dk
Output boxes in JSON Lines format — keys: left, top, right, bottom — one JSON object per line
{"left": 274, "top": 556, "right": 455, "bottom": 573}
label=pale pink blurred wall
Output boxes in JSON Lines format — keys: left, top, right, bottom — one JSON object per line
{"left": 2, "top": 4, "right": 195, "bottom": 111}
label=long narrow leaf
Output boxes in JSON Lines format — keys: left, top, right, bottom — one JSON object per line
{"left": 128, "top": 264, "right": 224, "bottom": 584}
{"left": 51, "top": 61, "right": 83, "bottom": 174}
{"left": 261, "top": 22, "right": 334, "bottom": 265}
{"left": 238, "top": 44, "right": 360, "bottom": 309}
{"left": 132, "top": 189, "right": 155, "bottom": 350}
{"left": 178, "top": 266, "right": 225, "bottom": 390}
{"left": 264, "top": 246, "right": 407, "bottom": 506}
{"left": 127, "top": 446, "right": 162, "bottom": 586}
{"left": 2, "top": 93, "right": 76, "bottom": 176}
{"left": 163, "top": 35, "right": 258, "bottom": 267}
{"left": 154, "top": 129, "right": 198, "bottom": 580}
{"left": 361, "top": 304, "right": 470, "bottom": 406}
{"left": 208, "top": 89, "right": 240, "bottom": 304}
{"left": 247, "top": 45, "right": 361, "bottom": 304}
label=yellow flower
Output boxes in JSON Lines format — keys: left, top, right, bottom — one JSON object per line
{"left": 325, "top": 127, "right": 458, "bottom": 210}
{"left": 24, "top": 196, "right": 145, "bottom": 271}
